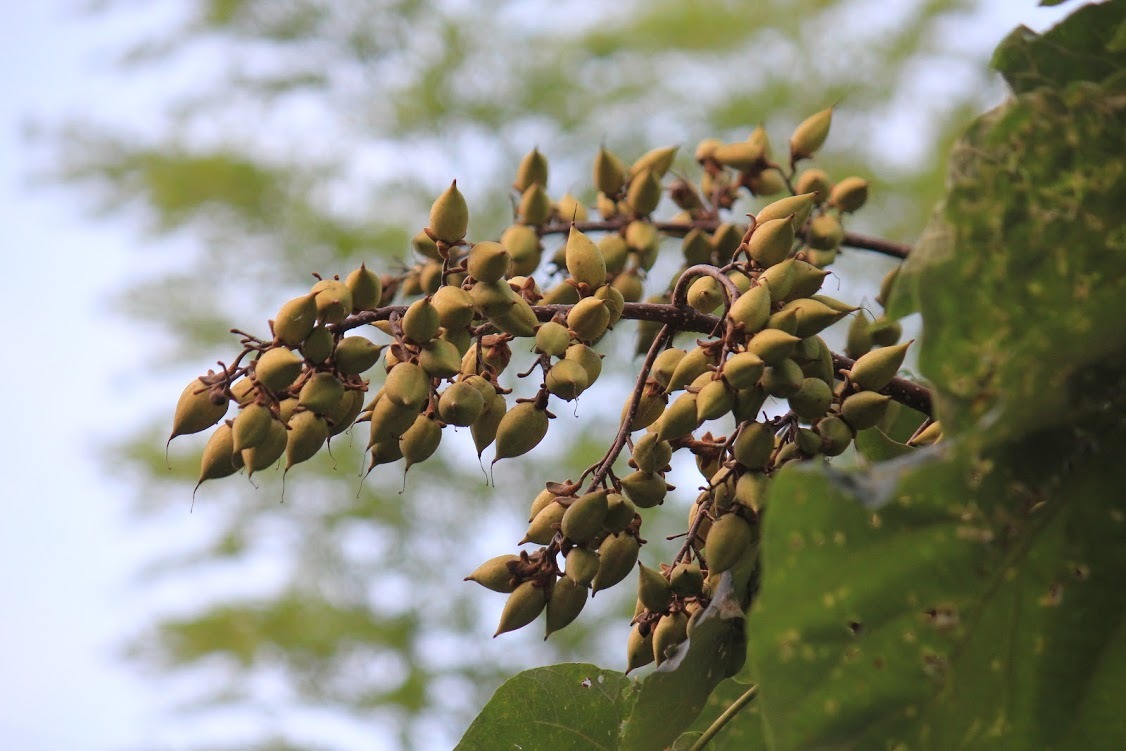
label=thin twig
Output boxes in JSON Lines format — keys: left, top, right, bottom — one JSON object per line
{"left": 689, "top": 684, "right": 759, "bottom": 751}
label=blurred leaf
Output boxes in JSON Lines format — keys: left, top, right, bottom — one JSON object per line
{"left": 456, "top": 663, "right": 635, "bottom": 751}
{"left": 855, "top": 427, "right": 916, "bottom": 463}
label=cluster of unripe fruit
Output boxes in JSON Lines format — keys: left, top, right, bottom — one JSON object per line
{"left": 169, "top": 107, "right": 938, "bottom": 670}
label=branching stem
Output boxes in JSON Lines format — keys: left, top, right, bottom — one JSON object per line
{"left": 689, "top": 684, "right": 759, "bottom": 751}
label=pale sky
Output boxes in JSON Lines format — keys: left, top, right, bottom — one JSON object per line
{"left": 0, "top": 2, "right": 1075, "bottom": 750}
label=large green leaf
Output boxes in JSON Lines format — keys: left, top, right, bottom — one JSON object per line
{"left": 456, "top": 663, "right": 635, "bottom": 751}
{"left": 888, "top": 4, "right": 1126, "bottom": 443}
{"left": 744, "top": 414, "right": 1126, "bottom": 750}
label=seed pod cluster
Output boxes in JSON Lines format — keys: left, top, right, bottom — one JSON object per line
{"left": 171, "top": 122, "right": 922, "bottom": 664}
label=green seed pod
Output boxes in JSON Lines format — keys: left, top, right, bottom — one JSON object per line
{"left": 727, "top": 283, "right": 772, "bottom": 333}
{"left": 757, "top": 192, "right": 817, "bottom": 232}
{"left": 545, "top": 577, "right": 588, "bottom": 638}
{"left": 522, "top": 499, "right": 567, "bottom": 545}
{"left": 766, "top": 306, "right": 799, "bottom": 335}
{"left": 466, "top": 241, "right": 510, "bottom": 284}
{"left": 594, "top": 285, "right": 625, "bottom": 326}
{"left": 696, "top": 379, "right": 734, "bottom": 421}
{"left": 876, "top": 266, "right": 899, "bottom": 309}
{"left": 849, "top": 340, "right": 912, "bottom": 392}
{"left": 870, "top": 317, "right": 903, "bottom": 347}
{"left": 846, "top": 310, "right": 873, "bottom": 359}
{"left": 626, "top": 169, "right": 662, "bottom": 216}
{"left": 665, "top": 346, "right": 712, "bottom": 394}
{"left": 785, "top": 260, "right": 830, "bottom": 301}
{"left": 795, "top": 426, "right": 823, "bottom": 456}
{"left": 631, "top": 145, "right": 678, "bottom": 179}
{"left": 254, "top": 347, "right": 304, "bottom": 392}
{"left": 807, "top": 212, "right": 844, "bottom": 250}
{"left": 384, "top": 362, "right": 430, "bottom": 408}
{"left": 746, "top": 124, "right": 771, "bottom": 161}
{"left": 465, "top": 554, "right": 518, "bottom": 593}
{"left": 626, "top": 623, "right": 655, "bottom": 673}
{"left": 653, "top": 611, "right": 689, "bottom": 666}
{"left": 747, "top": 329, "right": 801, "bottom": 366}
{"left": 513, "top": 147, "right": 548, "bottom": 193}
{"left": 732, "top": 385, "right": 769, "bottom": 423}
{"left": 277, "top": 397, "right": 300, "bottom": 425}
{"left": 681, "top": 228, "right": 713, "bottom": 266}
{"left": 594, "top": 146, "right": 628, "bottom": 197}
{"left": 344, "top": 263, "right": 382, "bottom": 312}
{"left": 651, "top": 348, "right": 686, "bottom": 390}
{"left": 687, "top": 276, "right": 724, "bottom": 315}
{"left": 528, "top": 487, "right": 556, "bottom": 522}
{"left": 632, "top": 432, "right": 672, "bottom": 473}
{"left": 518, "top": 183, "right": 553, "bottom": 226}
{"left": 788, "top": 377, "right": 833, "bottom": 420}
{"left": 232, "top": 402, "right": 273, "bottom": 452}
{"left": 299, "top": 325, "right": 333, "bottom": 365}
{"left": 367, "top": 394, "right": 423, "bottom": 445}
{"left": 401, "top": 297, "right": 440, "bottom": 343}
{"left": 592, "top": 532, "right": 640, "bottom": 594}
{"left": 285, "top": 409, "right": 328, "bottom": 470}
{"left": 599, "top": 235, "right": 629, "bottom": 277}
{"left": 603, "top": 493, "right": 636, "bottom": 533}
{"left": 565, "top": 226, "right": 607, "bottom": 289}
{"left": 728, "top": 269, "right": 754, "bottom": 294}
{"left": 171, "top": 378, "right": 229, "bottom": 441}
{"left": 367, "top": 437, "right": 404, "bottom": 469}
{"left": 840, "top": 391, "right": 892, "bottom": 431}
{"left": 908, "top": 420, "right": 944, "bottom": 447}
{"left": 694, "top": 136, "right": 722, "bottom": 162}
{"left": 790, "top": 107, "right": 833, "bottom": 161}
{"left": 759, "top": 259, "right": 796, "bottom": 302}
{"left": 311, "top": 279, "right": 353, "bottom": 325}
{"left": 499, "top": 224, "right": 541, "bottom": 277}
{"left": 412, "top": 229, "right": 441, "bottom": 261}
{"left": 762, "top": 359, "right": 804, "bottom": 398}
{"left": 418, "top": 338, "right": 463, "bottom": 379}
{"left": 495, "top": 580, "right": 547, "bottom": 637}
{"left": 326, "top": 389, "right": 364, "bottom": 436}
{"left": 400, "top": 414, "right": 442, "bottom": 470}
{"left": 654, "top": 392, "right": 699, "bottom": 442}
{"left": 567, "top": 297, "right": 610, "bottom": 342}
{"left": 471, "top": 389, "right": 507, "bottom": 457}
{"left": 748, "top": 216, "right": 795, "bottom": 268}
{"left": 540, "top": 280, "right": 580, "bottom": 305}
{"left": 431, "top": 285, "right": 476, "bottom": 332}
{"left": 620, "top": 470, "right": 668, "bottom": 509}
{"left": 735, "top": 471, "right": 769, "bottom": 513}
{"left": 562, "top": 490, "right": 609, "bottom": 544}
{"left": 733, "top": 421, "right": 773, "bottom": 469}
{"left": 334, "top": 336, "right": 384, "bottom": 376}
{"left": 712, "top": 223, "right": 742, "bottom": 264}
{"left": 428, "top": 180, "right": 469, "bottom": 244}
{"left": 273, "top": 292, "right": 319, "bottom": 347}
{"left": 437, "top": 381, "right": 485, "bottom": 426}
{"left": 800, "top": 337, "right": 836, "bottom": 386}
{"left": 708, "top": 466, "right": 738, "bottom": 510}
{"left": 564, "top": 343, "right": 603, "bottom": 385}
{"left": 748, "top": 168, "right": 787, "bottom": 197}
{"left": 774, "top": 440, "right": 802, "bottom": 467}
{"left": 805, "top": 248, "right": 838, "bottom": 268}
{"left": 556, "top": 192, "right": 588, "bottom": 223}
{"left": 721, "top": 352, "right": 765, "bottom": 391}
{"left": 781, "top": 297, "right": 853, "bottom": 338}
{"left": 534, "top": 321, "right": 571, "bottom": 357}
{"left": 670, "top": 561, "right": 704, "bottom": 597}
{"left": 241, "top": 417, "right": 287, "bottom": 475}
{"left": 545, "top": 358, "right": 590, "bottom": 401}
{"left": 493, "top": 401, "right": 550, "bottom": 462}
{"left": 817, "top": 416, "right": 854, "bottom": 456}
{"left": 229, "top": 378, "right": 256, "bottom": 406}
{"left": 625, "top": 221, "right": 660, "bottom": 265}
{"left": 713, "top": 141, "right": 761, "bottom": 171}
{"left": 829, "top": 176, "right": 869, "bottom": 213}
{"left": 299, "top": 372, "right": 345, "bottom": 416}
{"left": 795, "top": 168, "right": 831, "bottom": 199}
{"left": 195, "top": 422, "right": 244, "bottom": 489}
{"left": 627, "top": 390, "right": 667, "bottom": 431}
{"left": 489, "top": 295, "right": 540, "bottom": 338}
{"left": 566, "top": 547, "right": 600, "bottom": 588}
{"left": 706, "top": 513, "right": 754, "bottom": 574}
{"left": 637, "top": 562, "right": 672, "bottom": 612}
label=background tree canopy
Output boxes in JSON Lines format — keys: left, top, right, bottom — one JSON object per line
{"left": 42, "top": 1, "right": 1116, "bottom": 749}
